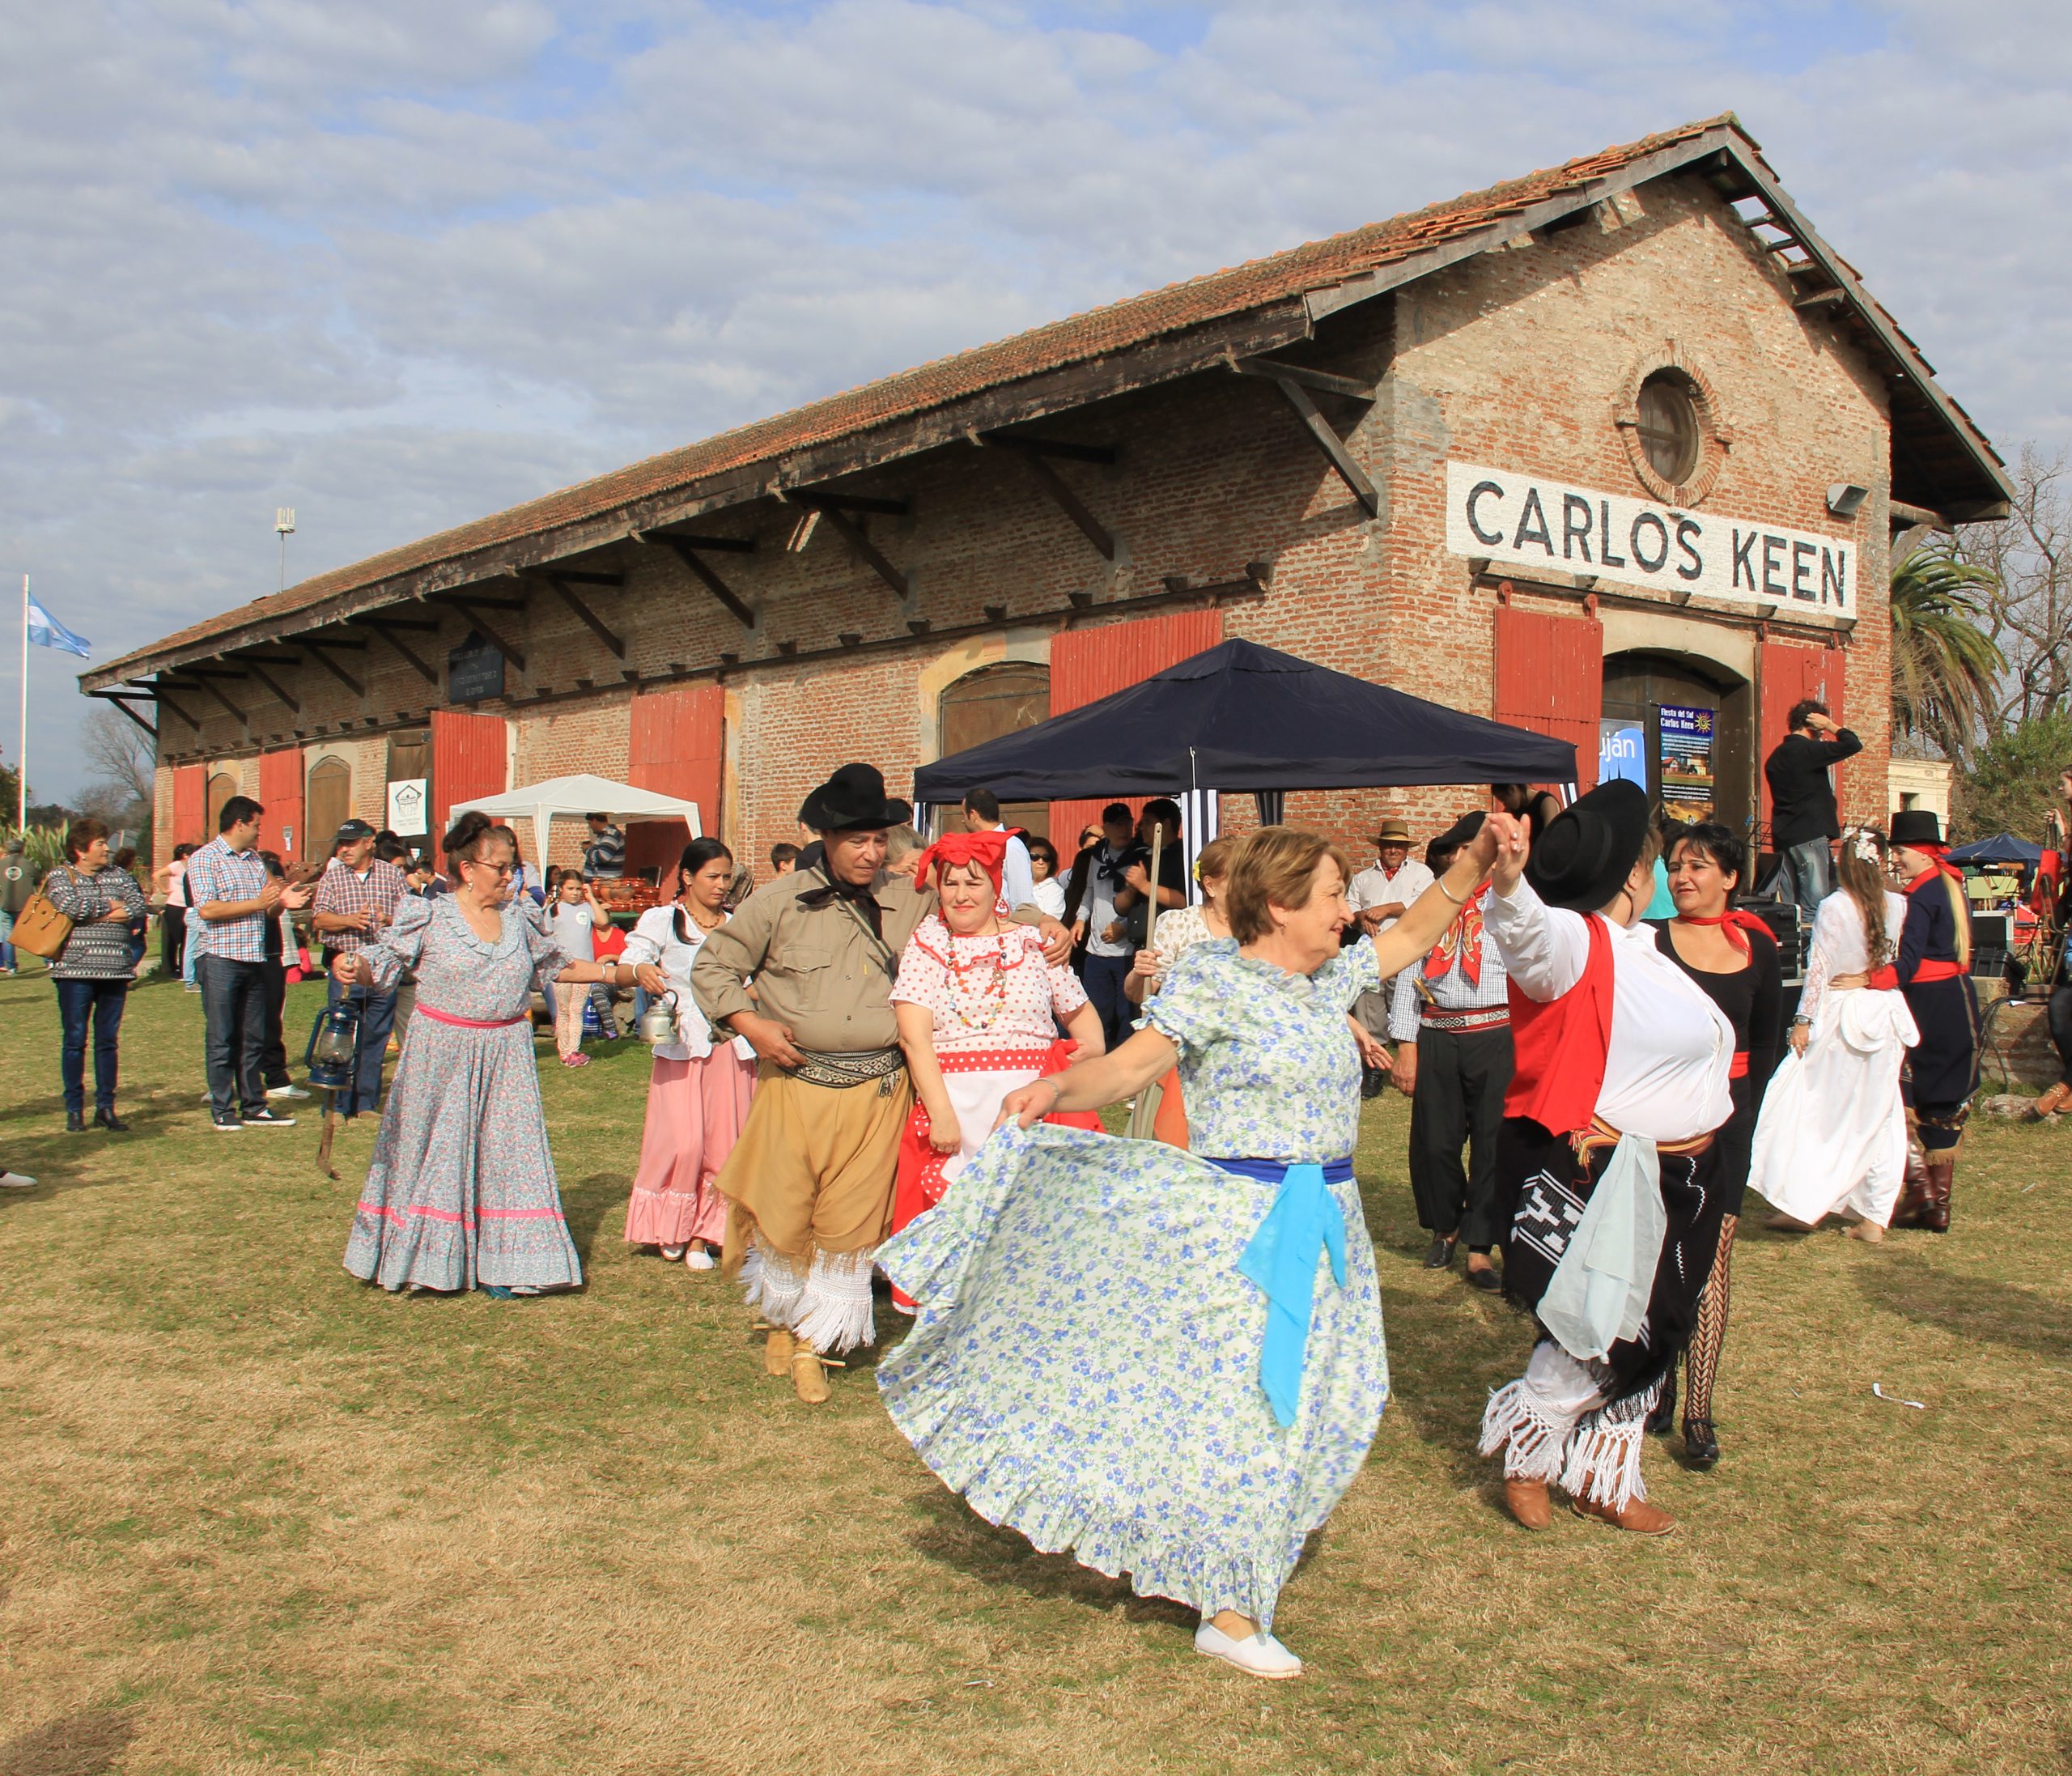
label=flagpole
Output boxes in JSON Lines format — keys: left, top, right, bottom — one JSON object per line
{"left": 16, "top": 573, "right": 27, "bottom": 831}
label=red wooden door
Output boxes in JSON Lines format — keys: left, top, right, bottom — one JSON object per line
{"left": 1493, "top": 605, "right": 1603, "bottom": 789}
{"left": 431, "top": 711, "right": 509, "bottom": 842}
{"left": 172, "top": 763, "right": 206, "bottom": 849}
{"left": 257, "top": 747, "right": 304, "bottom": 861}
{"left": 627, "top": 685, "right": 723, "bottom": 875}
{"left": 1759, "top": 640, "right": 1849, "bottom": 832}
{"left": 1047, "top": 609, "right": 1224, "bottom": 841}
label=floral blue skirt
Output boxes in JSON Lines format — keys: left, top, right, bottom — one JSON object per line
{"left": 876, "top": 1122, "right": 1389, "bottom": 1631}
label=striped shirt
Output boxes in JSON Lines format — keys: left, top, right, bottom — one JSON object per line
{"left": 42, "top": 865, "right": 147, "bottom": 980}
{"left": 584, "top": 823, "right": 626, "bottom": 879}
{"left": 183, "top": 836, "right": 270, "bottom": 962}
{"left": 312, "top": 857, "right": 410, "bottom": 954}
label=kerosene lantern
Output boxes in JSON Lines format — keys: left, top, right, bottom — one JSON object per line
{"left": 304, "top": 1000, "right": 363, "bottom": 1090}
{"left": 636, "top": 990, "right": 682, "bottom": 1048}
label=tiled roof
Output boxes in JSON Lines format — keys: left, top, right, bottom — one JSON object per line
{"left": 91, "top": 113, "right": 1824, "bottom": 676}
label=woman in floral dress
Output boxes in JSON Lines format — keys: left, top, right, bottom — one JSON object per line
{"left": 335, "top": 812, "right": 619, "bottom": 1296}
{"left": 877, "top": 822, "right": 1501, "bottom": 1680}
{"left": 614, "top": 838, "right": 758, "bottom": 1269}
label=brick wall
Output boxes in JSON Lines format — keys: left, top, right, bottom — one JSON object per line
{"left": 152, "top": 170, "right": 1898, "bottom": 879}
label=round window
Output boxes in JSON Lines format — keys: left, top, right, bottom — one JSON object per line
{"left": 1635, "top": 372, "right": 1700, "bottom": 486}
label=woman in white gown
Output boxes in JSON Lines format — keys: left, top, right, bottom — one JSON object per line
{"left": 1747, "top": 828, "right": 1917, "bottom": 1237}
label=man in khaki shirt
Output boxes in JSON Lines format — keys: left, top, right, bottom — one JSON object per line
{"left": 694, "top": 763, "right": 1064, "bottom": 1404}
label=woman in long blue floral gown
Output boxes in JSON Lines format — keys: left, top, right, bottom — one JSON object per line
{"left": 877, "top": 822, "right": 1501, "bottom": 1680}
{"left": 335, "top": 814, "right": 618, "bottom": 1296}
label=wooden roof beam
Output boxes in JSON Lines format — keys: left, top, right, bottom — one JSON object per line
{"left": 242, "top": 661, "right": 303, "bottom": 714}
{"left": 359, "top": 620, "right": 439, "bottom": 686}
{"left": 1231, "top": 355, "right": 1376, "bottom": 403}
{"left": 540, "top": 573, "right": 626, "bottom": 660}
{"left": 978, "top": 432, "right": 1115, "bottom": 561}
{"left": 641, "top": 532, "right": 756, "bottom": 628}
{"left": 303, "top": 645, "right": 366, "bottom": 699}
{"left": 794, "top": 498, "right": 910, "bottom": 597}
{"left": 1256, "top": 372, "right": 1380, "bottom": 517}
{"left": 431, "top": 597, "right": 527, "bottom": 673}
{"left": 346, "top": 613, "right": 439, "bottom": 632}
{"left": 87, "top": 690, "right": 159, "bottom": 741}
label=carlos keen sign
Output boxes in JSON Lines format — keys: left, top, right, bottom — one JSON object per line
{"left": 1446, "top": 461, "right": 1856, "bottom": 613}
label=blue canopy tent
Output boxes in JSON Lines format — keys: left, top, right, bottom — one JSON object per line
{"left": 916, "top": 639, "right": 1575, "bottom": 801}
{"left": 1947, "top": 832, "right": 2044, "bottom": 866}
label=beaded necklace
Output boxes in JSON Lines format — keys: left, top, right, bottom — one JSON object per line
{"left": 940, "top": 918, "right": 1024, "bottom": 1028}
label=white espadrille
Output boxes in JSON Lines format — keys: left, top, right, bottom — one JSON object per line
{"left": 1193, "top": 1622, "right": 1302, "bottom": 1679}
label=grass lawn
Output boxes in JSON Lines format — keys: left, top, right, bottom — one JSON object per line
{"left": 2, "top": 966, "right": 2069, "bottom": 1775}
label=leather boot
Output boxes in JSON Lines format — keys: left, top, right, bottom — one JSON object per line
{"left": 791, "top": 1345, "right": 832, "bottom": 1405}
{"left": 1889, "top": 1145, "right": 1934, "bottom": 1230}
{"left": 1921, "top": 1155, "right": 1955, "bottom": 1234}
{"left": 1502, "top": 1476, "right": 1552, "bottom": 1530}
{"left": 762, "top": 1326, "right": 795, "bottom": 1376}
{"left": 1572, "top": 1491, "right": 1677, "bottom": 1535}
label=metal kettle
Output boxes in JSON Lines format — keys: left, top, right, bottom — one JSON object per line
{"left": 636, "top": 990, "right": 682, "bottom": 1047}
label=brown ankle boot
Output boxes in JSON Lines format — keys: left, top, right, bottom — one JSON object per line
{"left": 1503, "top": 1476, "right": 1552, "bottom": 1530}
{"left": 1889, "top": 1146, "right": 1934, "bottom": 1230}
{"left": 1572, "top": 1492, "right": 1677, "bottom": 1535}
{"left": 1921, "top": 1155, "right": 1955, "bottom": 1234}
{"left": 791, "top": 1345, "right": 833, "bottom": 1404}
{"left": 762, "top": 1326, "right": 796, "bottom": 1376}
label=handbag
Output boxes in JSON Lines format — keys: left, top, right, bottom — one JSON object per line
{"left": 12, "top": 879, "right": 74, "bottom": 959}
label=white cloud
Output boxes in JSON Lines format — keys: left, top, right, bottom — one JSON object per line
{"left": 1, "top": 0, "right": 2064, "bottom": 801}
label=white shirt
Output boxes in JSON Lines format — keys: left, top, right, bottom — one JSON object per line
{"left": 622, "top": 904, "right": 755, "bottom": 1063}
{"left": 1083, "top": 842, "right": 1132, "bottom": 958}
{"left": 1484, "top": 876, "right": 1733, "bottom": 1144}
{"left": 1030, "top": 875, "right": 1067, "bottom": 920}
{"left": 1348, "top": 858, "right": 1434, "bottom": 934}
{"left": 977, "top": 824, "right": 1038, "bottom": 915}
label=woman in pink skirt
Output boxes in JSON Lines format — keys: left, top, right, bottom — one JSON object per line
{"left": 610, "top": 839, "right": 757, "bottom": 1270}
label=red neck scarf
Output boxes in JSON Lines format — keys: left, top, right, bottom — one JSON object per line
{"left": 1904, "top": 844, "right": 1964, "bottom": 893}
{"left": 1674, "top": 909, "right": 1772, "bottom": 956}
{"left": 1424, "top": 886, "right": 1488, "bottom": 985}
{"left": 911, "top": 828, "right": 1008, "bottom": 896}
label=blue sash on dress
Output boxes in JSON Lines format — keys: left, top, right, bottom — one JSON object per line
{"left": 1208, "top": 1156, "right": 1354, "bottom": 1430}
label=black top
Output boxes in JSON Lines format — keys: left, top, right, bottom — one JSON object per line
{"left": 1647, "top": 919, "right": 1783, "bottom": 1090}
{"left": 1764, "top": 729, "right": 1864, "bottom": 848}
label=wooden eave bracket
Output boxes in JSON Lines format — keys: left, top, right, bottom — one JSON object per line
{"left": 88, "top": 690, "right": 159, "bottom": 740}
{"left": 1241, "top": 363, "right": 1381, "bottom": 517}
{"left": 300, "top": 643, "right": 367, "bottom": 699}
{"left": 429, "top": 597, "right": 528, "bottom": 673}
{"left": 976, "top": 430, "right": 1117, "bottom": 560}
{"left": 240, "top": 660, "right": 304, "bottom": 712}
{"left": 640, "top": 531, "right": 757, "bottom": 628}
{"left": 355, "top": 620, "right": 439, "bottom": 686}
{"left": 789, "top": 493, "right": 910, "bottom": 597}
{"left": 529, "top": 571, "right": 626, "bottom": 660}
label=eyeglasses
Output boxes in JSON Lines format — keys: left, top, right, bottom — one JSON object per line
{"left": 465, "top": 858, "right": 516, "bottom": 877}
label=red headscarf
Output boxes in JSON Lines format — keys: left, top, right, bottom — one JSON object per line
{"left": 911, "top": 828, "right": 1009, "bottom": 895}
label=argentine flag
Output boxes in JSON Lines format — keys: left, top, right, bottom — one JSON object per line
{"left": 27, "top": 590, "right": 91, "bottom": 659}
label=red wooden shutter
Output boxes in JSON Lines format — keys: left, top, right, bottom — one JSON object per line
{"left": 431, "top": 711, "right": 509, "bottom": 840}
{"left": 1759, "top": 640, "right": 1849, "bottom": 830}
{"left": 626, "top": 685, "right": 724, "bottom": 874}
{"left": 172, "top": 763, "right": 206, "bottom": 848}
{"left": 1492, "top": 605, "right": 1603, "bottom": 789}
{"left": 257, "top": 747, "right": 304, "bottom": 860}
{"left": 1047, "top": 609, "right": 1224, "bottom": 839}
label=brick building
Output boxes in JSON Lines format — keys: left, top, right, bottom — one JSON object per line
{"left": 87, "top": 115, "right": 2009, "bottom": 878}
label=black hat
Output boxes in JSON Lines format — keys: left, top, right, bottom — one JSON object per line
{"left": 797, "top": 763, "right": 912, "bottom": 834}
{"left": 1427, "top": 810, "right": 1485, "bottom": 864}
{"left": 332, "top": 818, "right": 377, "bottom": 850}
{"left": 1525, "top": 779, "right": 1651, "bottom": 912}
{"left": 1890, "top": 809, "right": 1945, "bottom": 848}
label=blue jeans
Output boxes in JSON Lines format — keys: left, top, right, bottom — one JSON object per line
{"left": 325, "top": 973, "right": 397, "bottom": 1118}
{"left": 198, "top": 954, "right": 267, "bottom": 1120}
{"left": 1081, "top": 951, "right": 1136, "bottom": 1055}
{"left": 55, "top": 976, "right": 128, "bottom": 1115}
{"left": 1, "top": 905, "right": 15, "bottom": 971}
{"left": 1777, "top": 836, "right": 1836, "bottom": 911}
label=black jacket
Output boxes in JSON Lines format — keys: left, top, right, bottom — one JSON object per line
{"left": 1764, "top": 729, "right": 1863, "bottom": 848}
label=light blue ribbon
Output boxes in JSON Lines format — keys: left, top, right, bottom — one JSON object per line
{"left": 1229, "top": 1159, "right": 1350, "bottom": 1430}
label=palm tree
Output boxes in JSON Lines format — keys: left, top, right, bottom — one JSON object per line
{"left": 1890, "top": 542, "right": 2005, "bottom": 763}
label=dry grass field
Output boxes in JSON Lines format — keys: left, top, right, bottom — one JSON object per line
{"left": 2, "top": 967, "right": 2069, "bottom": 1775}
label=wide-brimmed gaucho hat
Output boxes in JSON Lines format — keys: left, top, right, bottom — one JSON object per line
{"left": 1524, "top": 779, "right": 1652, "bottom": 912}
{"left": 798, "top": 763, "right": 913, "bottom": 834}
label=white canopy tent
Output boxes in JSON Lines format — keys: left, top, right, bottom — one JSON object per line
{"left": 449, "top": 773, "right": 702, "bottom": 873}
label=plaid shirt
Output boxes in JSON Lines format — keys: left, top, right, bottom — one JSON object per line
{"left": 183, "top": 835, "right": 270, "bottom": 962}
{"left": 312, "top": 857, "right": 410, "bottom": 954}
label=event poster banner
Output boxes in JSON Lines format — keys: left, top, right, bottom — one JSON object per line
{"left": 387, "top": 778, "right": 430, "bottom": 838}
{"left": 1599, "top": 720, "right": 1647, "bottom": 790}
{"left": 1659, "top": 705, "right": 1716, "bottom": 821}
{"left": 1445, "top": 461, "right": 1856, "bottom": 612}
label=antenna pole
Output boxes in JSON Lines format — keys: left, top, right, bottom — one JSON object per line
{"left": 17, "top": 574, "right": 28, "bottom": 830}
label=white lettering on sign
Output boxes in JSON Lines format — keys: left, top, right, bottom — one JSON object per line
{"left": 1444, "top": 461, "right": 1855, "bottom": 612}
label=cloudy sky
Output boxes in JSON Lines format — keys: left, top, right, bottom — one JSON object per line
{"left": 4, "top": 0, "right": 2066, "bottom": 802}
